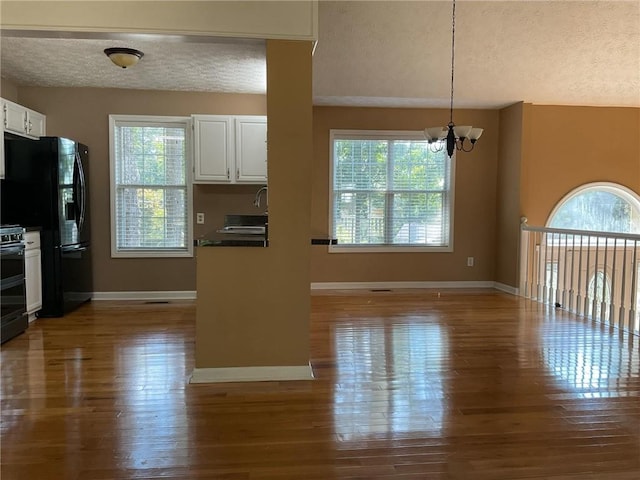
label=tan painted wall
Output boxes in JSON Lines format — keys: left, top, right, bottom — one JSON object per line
{"left": 1, "top": 0, "right": 317, "bottom": 40}
{"left": 195, "top": 40, "right": 312, "bottom": 368}
{"left": 310, "top": 106, "right": 500, "bottom": 283}
{"left": 16, "top": 87, "right": 266, "bottom": 292}
{"left": 522, "top": 105, "right": 640, "bottom": 226}
{"left": 1, "top": 77, "right": 19, "bottom": 102}
{"left": 12, "top": 91, "right": 637, "bottom": 294}
{"left": 495, "top": 102, "right": 524, "bottom": 287}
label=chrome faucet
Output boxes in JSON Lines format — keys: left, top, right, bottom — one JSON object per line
{"left": 253, "top": 186, "right": 268, "bottom": 213}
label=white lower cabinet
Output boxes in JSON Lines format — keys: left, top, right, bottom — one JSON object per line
{"left": 24, "top": 231, "right": 42, "bottom": 320}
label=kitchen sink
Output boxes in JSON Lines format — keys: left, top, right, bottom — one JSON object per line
{"left": 219, "top": 225, "right": 265, "bottom": 235}
{"left": 217, "top": 214, "right": 267, "bottom": 235}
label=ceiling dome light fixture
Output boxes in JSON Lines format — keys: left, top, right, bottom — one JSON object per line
{"left": 104, "top": 47, "right": 144, "bottom": 69}
{"left": 424, "top": 0, "right": 483, "bottom": 158}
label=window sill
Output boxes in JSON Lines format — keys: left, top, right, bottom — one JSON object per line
{"left": 111, "top": 249, "right": 194, "bottom": 259}
{"left": 328, "top": 245, "right": 453, "bottom": 253}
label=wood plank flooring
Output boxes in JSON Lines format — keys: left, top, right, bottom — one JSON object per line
{"left": 1, "top": 289, "right": 639, "bottom": 479}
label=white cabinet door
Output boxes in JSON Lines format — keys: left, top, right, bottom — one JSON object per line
{"left": 193, "top": 115, "right": 233, "bottom": 183}
{"left": 0, "top": 120, "right": 4, "bottom": 179}
{"left": 25, "top": 247, "right": 43, "bottom": 317}
{"left": 235, "top": 116, "right": 267, "bottom": 183}
{"left": 2, "top": 98, "right": 46, "bottom": 139}
{"left": 3, "top": 99, "right": 27, "bottom": 135}
{"left": 27, "top": 110, "right": 46, "bottom": 138}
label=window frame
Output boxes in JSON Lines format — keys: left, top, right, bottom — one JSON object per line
{"left": 546, "top": 182, "right": 640, "bottom": 233}
{"left": 109, "top": 114, "right": 193, "bottom": 258}
{"left": 328, "top": 129, "right": 455, "bottom": 253}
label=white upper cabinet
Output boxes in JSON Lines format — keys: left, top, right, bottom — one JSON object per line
{"left": 0, "top": 126, "right": 4, "bottom": 179}
{"left": 235, "top": 116, "right": 267, "bottom": 183}
{"left": 2, "top": 98, "right": 46, "bottom": 139}
{"left": 193, "top": 115, "right": 234, "bottom": 183}
{"left": 27, "top": 110, "right": 46, "bottom": 138}
{"left": 192, "top": 114, "right": 267, "bottom": 184}
{"left": 3, "top": 99, "right": 26, "bottom": 134}
{"left": 1, "top": 98, "right": 47, "bottom": 179}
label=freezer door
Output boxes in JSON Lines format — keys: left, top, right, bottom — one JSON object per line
{"left": 60, "top": 243, "right": 92, "bottom": 313}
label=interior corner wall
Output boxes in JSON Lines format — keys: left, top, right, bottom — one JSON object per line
{"left": 310, "top": 106, "right": 499, "bottom": 283}
{"left": 495, "top": 102, "right": 525, "bottom": 288}
{"left": 522, "top": 105, "right": 640, "bottom": 226}
{"left": 1, "top": 77, "right": 19, "bottom": 102}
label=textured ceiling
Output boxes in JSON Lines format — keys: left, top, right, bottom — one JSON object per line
{"left": 1, "top": 1, "right": 639, "bottom": 109}
{"left": 0, "top": 35, "right": 266, "bottom": 94}
{"left": 314, "top": 0, "right": 640, "bottom": 108}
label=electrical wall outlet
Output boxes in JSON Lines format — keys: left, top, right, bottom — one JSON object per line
{"left": 467, "top": 256, "right": 474, "bottom": 267}
{"left": 196, "top": 212, "right": 205, "bottom": 224}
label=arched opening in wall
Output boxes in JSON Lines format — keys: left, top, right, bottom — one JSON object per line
{"left": 544, "top": 183, "right": 640, "bottom": 333}
{"left": 547, "top": 182, "right": 640, "bottom": 234}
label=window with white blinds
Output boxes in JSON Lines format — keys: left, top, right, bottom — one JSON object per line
{"left": 109, "top": 115, "right": 193, "bottom": 258}
{"left": 330, "top": 130, "right": 454, "bottom": 252}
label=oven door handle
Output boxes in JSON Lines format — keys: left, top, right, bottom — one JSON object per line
{"left": 0, "top": 245, "right": 25, "bottom": 256}
{"left": 0, "top": 274, "right": 25, "bottom": 291}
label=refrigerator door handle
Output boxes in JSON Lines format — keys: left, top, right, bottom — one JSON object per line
{"left": 74, "top": 151, "right": 87, "bottom": 233}
{"left": 72, "top": 154, "right": 80, "bottom": 224}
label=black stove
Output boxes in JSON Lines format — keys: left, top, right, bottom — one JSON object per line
{"left": 0, "top": 224, "right": 27, "bottom": 344}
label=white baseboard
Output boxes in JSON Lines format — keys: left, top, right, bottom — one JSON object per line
{"left": 310, "top": 281, "right": 496, "bottom": 290}
{"left": 190, "top": 364, "right": 314, "bottom": 383}
{"left": 92, "top": 291, "right": 196, "bottom": 301}
{"left": 493, "top": 282, "right": 519, "bottom": 295}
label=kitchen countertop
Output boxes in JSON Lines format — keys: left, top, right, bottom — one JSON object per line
{"left": 195, "top": 233, "right": 337, "bottom": 248}
{"left": 195, "top": 214, "right": 337, "bottom": 247}
{"left": 195, "top": 232, "right": 267, "bottom": 247}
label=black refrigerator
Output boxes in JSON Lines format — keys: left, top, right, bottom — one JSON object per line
{"left": 2, "top": 135, "right": 93, "bottom": 317}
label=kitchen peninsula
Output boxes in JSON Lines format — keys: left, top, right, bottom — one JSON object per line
{"left": 192, "top": 40, "right": 314, "bottom": 383}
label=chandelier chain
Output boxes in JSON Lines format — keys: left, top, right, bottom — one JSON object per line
{"left": 425, "top": 0, "right": 482, "bottom": 157}
{"left": 449, "top": 0, "right": 456, "bottom": 124}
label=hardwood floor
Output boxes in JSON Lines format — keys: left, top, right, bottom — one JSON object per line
{"left": 1, "top": 289, "right": 639, "bottom": 479}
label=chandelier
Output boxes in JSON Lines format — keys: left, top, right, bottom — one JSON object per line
{"left": 424, "top": 0, "right": 483, "bottom": 158}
